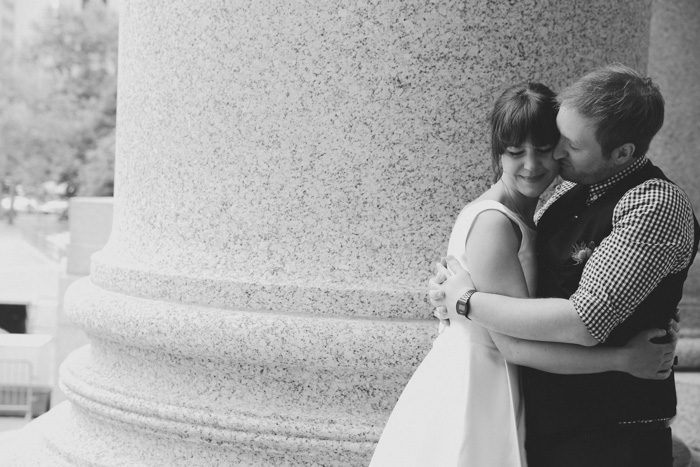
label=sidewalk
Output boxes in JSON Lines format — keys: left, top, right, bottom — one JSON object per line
{"left": 0, "top": 219, "right": 62, "bottom": 318}
{"left": 0, "top": 219, "right": 64, "bottom": 433}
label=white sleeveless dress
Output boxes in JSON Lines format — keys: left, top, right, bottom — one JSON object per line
{"left": 370, "top": 200, "right": 537, "bottom": 467}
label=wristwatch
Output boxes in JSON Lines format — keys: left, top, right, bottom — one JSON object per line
{"left": 456, "top": 289, "right": 477, "bottom": 320}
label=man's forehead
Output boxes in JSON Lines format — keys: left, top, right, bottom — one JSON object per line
{"left": 557, "top": 106, "right": 593, "bottom": 135}
{"left": 556, "top": 106, "right": 604, "bottom": 155}
{"left": 556, "top": 104, "right": 577, "bottom": 122}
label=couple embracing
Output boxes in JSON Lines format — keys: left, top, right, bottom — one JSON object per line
{"left": 371, "top": 64, "right": 700, "bottom": 467}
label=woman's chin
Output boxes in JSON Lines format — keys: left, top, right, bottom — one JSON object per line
{"left": 518, "top": 184, "right": 550, "bottom": 199}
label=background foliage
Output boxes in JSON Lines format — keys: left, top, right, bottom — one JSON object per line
{"left": 0, "top": 2, "right": 118, "bottom": 206}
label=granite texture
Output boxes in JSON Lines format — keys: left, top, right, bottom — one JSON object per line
{"left": 99, "top": 0, "right": 653, "bottom": 315}
{"left": 678, "top": 338, "right": 700, "bottom": 370}
{"left": 1, "top": 0, "right": 669, "bottom": 465}
{"left": 648, "top": 0, "right": 700, "bottom": 216}
{"left": 4, "top": 278, "right": 434, "bottom": 465}
{"left": 675, "top": 373, "right": 700, "bottom": 456}
{"left": 679, "top": 259, "right": 700, "bottom": 329}
{"left": 648, "top": 0, "right": 700, "bottom": 340}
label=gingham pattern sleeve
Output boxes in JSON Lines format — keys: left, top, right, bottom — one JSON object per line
{"left": 570, "top": 179, "right": 696, "bottom": 343}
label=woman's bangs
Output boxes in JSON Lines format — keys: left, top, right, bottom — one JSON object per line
{"left": 529, "top": 121, "right": 560, "bottom": 148}
{"left": 527, "top": 105, "right": 560, "bottom": 148}
{"left": 498, "top": 112, "right": 533, "bottom": 150}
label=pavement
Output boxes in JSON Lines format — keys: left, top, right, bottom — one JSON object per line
{"left": 0, "top": 217, "right": 63, "bottom": 433}
{"left": 0, "top": 216, "right": 63, "bottom": 329}
{"left": 0, "top": 415, "right": 31, "bottom": 432}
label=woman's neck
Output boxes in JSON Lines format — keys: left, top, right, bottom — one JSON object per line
{"left": 495, "top": 180, "right": 538, "bottom": 228}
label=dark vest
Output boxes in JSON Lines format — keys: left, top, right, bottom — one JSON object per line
{"left": 523, "top": 161, "right": 700, "bottom": 436}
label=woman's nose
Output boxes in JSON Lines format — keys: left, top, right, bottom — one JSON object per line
{"left": 524, "top": 151, "right": 538, "bottom": 171}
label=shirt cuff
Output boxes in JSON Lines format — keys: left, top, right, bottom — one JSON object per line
{"left": 570, "top": 289, "right": 619, "bottom": 344}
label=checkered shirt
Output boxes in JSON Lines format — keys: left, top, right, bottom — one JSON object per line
{"left": 535, "top": 157, "right": 697, "bottom": 343}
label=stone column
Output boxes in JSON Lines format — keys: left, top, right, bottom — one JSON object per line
{"left": 52, "top": 197, "right": 113, "bottom": 407}
{"left": 648, "top": 0, "right": 700, "bottom": 459}
{"left": 648, "top": 0, "right": 700, "bottom": 332}
{"left": 3, "top": 1, "right": 655, "bottom": 465}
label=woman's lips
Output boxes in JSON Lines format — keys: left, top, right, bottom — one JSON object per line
{"left": 521, "top": 173, "right": 546, "bottom": 182}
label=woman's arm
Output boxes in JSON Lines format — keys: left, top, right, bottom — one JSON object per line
{"left": 464, "top": 210, "right": 675, "bottom": 377}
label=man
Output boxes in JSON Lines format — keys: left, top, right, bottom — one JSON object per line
{"left": 430, "top": 64, "right": 699, "bottom": 466}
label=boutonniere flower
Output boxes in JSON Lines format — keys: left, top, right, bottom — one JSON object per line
{"left": 571, "top": 241, "right": 596, "bottom": 265}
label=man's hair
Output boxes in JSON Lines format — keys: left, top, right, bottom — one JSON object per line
{"left": 490, "top": 82, "right": 560, "bottom": 181}
{"left": 557, "top": 63, "right": 664, "bottom": 158}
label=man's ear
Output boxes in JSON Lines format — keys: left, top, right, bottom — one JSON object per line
{"left": 611, "top": 143, "right": 636, "bottom": 166}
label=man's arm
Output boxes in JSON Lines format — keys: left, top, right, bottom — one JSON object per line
{"left": 432, "top": 256, "right": 598, "bottom": 346}
{"left": 491, "top": 326, "right": 676, "bottom": 378}
{"left": 430, "top": 179, "right": 695, "bottom": 345}
{"left": 474, "top": 294, "right": 598, "bottom": 345}
{"left": 438, "top": 209, "right": 678, "bottom": 374}
{"left": 566, "top": 180, "right": 695, "bottom": 342}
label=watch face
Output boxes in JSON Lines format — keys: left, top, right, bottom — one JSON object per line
{"left": 457, "top": 299, "right": 468, "bottom": 316}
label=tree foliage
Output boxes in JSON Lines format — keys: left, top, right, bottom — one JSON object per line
{"left": 0, "top": 2, "right": 118, "bottom": 202}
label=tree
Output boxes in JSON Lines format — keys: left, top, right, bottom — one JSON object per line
{"left": 0, "top": 1, "right": 118, "bottom": 220}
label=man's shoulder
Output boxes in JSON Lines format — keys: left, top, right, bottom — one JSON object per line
{"left": 620, "top": 178, "right": 694, "bottom": 215}
{"left": 615, "top": 177, "right": 697, "bottom": 246}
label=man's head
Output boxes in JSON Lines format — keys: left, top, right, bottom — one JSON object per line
{"left": 554, "top": 64, "right": 665, "bottom": 184}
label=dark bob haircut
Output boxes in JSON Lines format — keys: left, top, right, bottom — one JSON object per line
{"left": 490, "top": 82, "right": 560, "bottom": 181}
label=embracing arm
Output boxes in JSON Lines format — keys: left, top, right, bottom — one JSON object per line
{"left": 461, "top": 210, "right": 675, "bottom": 377}
{"left": 470, "top": 293, "right": 598, "bottom": 346}
{"left": 439, "top": 180, "right": 696, "bottom": 347}
{"left": 490, "top": 328, "right": 675, "bottom": 378}
{"left": 434, "top": 254, "right": 597, "bottom": 346}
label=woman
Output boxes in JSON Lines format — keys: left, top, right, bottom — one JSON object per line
{"left": 369, "top": 83, "right": 676, "bottom": 466}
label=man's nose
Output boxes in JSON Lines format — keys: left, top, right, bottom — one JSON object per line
{"left": 553, "top": 140, "right": 566, "bottom": 160}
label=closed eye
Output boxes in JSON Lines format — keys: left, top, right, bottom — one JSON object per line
{"left": 565, "top": 139, "right": 579, "bottom": 150}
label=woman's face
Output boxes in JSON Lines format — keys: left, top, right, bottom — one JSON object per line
{"left": 500, "top": 140, "right": 559, "bottom": 198}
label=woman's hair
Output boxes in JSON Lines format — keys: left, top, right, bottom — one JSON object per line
{"left": 490, "top": 82, "right": 560, "bottom": 181}
{"left": 557, "top": 63, "right": 664, "bottom": 159}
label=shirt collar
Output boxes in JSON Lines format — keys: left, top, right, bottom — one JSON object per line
{"left": 586, "top": 157, "right": 648, "bottom": 204}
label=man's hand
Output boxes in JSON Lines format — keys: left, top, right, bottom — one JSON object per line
{"left": 620, "top": 318, "right": 679, "bottom": 380}
{"left": 428, "top": 255, "right": 477, "bottom": 326}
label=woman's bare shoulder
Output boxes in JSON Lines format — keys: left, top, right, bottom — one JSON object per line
{"left": 468, "top": 208, "right": 522, "bottom": 251}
